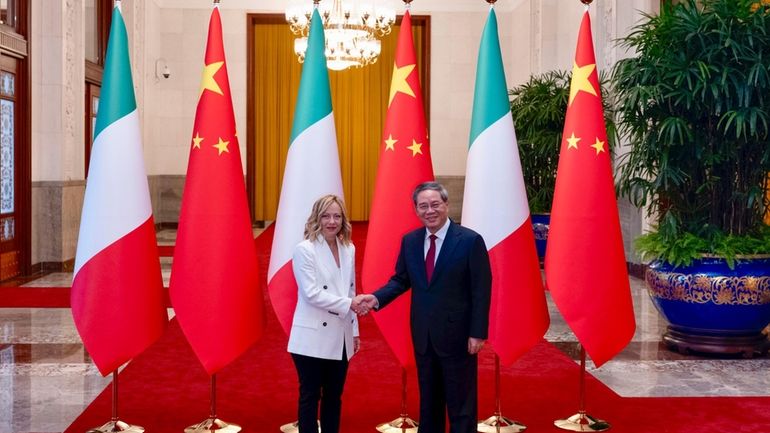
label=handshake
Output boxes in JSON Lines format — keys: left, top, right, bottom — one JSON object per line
{"left": 351, "top": 294, "right": 378, "bottom": 316}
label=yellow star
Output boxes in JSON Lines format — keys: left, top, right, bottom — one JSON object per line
{"left": 406, "top": 139, "right": 423, "bottom": 156}
{"left": 199, "top": 61, "right": 224, "bottom": 97}
{"left": 388, "top": 63, "right": 416, "bottom": 106}
{"left": 590, "top": 137, "right": 606, "bottom": 155}
{"left": 213, "top": 137, "right": 230, "bottom": 155}
{"left": 569, "top": 61, "right": 598, "bottom": 106}
{"left": 192, "top": 132, "right": 204, "bottom": 149}
{"left": 384, "top": 134, "right": 397, "bottom": 151}
{"left": 566, "top": 132, "right": 581, "bottom": 150}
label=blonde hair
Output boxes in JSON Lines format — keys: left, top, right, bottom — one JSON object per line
{"left": 303, "top": 194, "right": 352, "bottom": 245}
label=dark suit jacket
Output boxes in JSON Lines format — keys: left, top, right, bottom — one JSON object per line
{"left": 374, "top": 221, "right": 492, "bottom": 357}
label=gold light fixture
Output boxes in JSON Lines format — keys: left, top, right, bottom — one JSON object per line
{"left": 285, "top": 0, "right": 396, "bottom": 71}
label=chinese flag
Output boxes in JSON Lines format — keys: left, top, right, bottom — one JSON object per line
{"left": 169, "top": 6, "right": 263, "bottom": 375}
{"left": 544, "top": 11, "right": 635, "bottom": 368}
{"left": 361, "top": 11, "right": 434, "bottom": 369}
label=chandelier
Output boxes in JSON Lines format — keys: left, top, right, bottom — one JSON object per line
{"left": 285, "top": 0, "right": 397, "bottom": 71}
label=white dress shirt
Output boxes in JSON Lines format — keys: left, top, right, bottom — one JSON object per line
{"left": 423, "top": 218, "right": 451, "bottom": 266}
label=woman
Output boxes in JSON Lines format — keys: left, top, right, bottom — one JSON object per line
{"left": 288, "top": 194, "right": 359, "bottom": 433}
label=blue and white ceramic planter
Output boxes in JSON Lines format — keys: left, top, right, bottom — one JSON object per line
{"left": 531, "top": 213, "right": 550, "bottom": 262}
{"left": 646, "top": 256, "right": 770, "bottom": 355}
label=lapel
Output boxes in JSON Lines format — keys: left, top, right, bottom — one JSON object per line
{"left": 314, "top": 237, "right": 342, "bottom": 292}
{"left": 429, "top": 221, "right": 460, "bottom": 288}
{"left": 339, "top": 241, "right": 352, "bottom": 292}
{"left": 408, "top": 228, "right": 430, "bottom": 287}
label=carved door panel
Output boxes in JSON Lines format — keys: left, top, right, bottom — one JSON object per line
{"left": 0, "top": 54, "right": 19, "bottom": 280}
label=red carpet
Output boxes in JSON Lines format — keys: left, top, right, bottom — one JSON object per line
{"left": 0, "top": 243, "right": 173, "bottom": 308}
{"left": 56, "top": 222, "right": 770, "bottom": 432}
{"left": 0, "top": 286, "right": 72, "bottom": 307}
{"left": 0, "top": 286, "right": 173, "bottom": 308}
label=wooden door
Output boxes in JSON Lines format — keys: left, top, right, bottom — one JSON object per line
{"left": 0, "top": 54, "right": 19, "bottom": 279}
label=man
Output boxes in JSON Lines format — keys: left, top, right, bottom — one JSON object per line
{"left": 356, "top": 181, "right": 492, "bottom": 433}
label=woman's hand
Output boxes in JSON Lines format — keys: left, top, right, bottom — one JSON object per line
{"left": 353, "top": 337, "right": 361, "bottom": 354}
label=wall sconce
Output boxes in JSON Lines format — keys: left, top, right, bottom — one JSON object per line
{"left": 155, "top": 58, "right": 171, "bottom": 80}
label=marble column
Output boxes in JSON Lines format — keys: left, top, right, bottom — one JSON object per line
{"left": 30, "top": 0, "right": 86, "bottom": 269}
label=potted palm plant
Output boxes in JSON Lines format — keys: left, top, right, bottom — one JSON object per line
{"left": 613, "top": 0, "right": 770, "bottom": 356}
{"left": 509, "top": 70, "right": 616, "bottom": 260}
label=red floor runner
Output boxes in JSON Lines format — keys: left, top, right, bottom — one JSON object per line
{"left": 0, "top": 286, "right": 71, "bottom": 307}
{"left": 61, "top": 222, "right": 770, "bottom": 432}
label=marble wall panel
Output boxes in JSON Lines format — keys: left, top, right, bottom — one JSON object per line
{"left": 31, "top": 181, "right": 84, "bottom": 269}
{"left": 148, "top": 174, "right": 185, "bottom": 226}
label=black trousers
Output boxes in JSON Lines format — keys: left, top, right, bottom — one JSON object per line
{"left": 415, "top": 339, "right": 478, "bottom": 433}
{"left": 291, "top": 347, "right": 349, "bottom": 433}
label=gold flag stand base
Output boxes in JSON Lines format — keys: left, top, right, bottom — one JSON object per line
{"left": 555, "top": 346, "right": 610, "bottom": 432}
{"left": 478, "top": 415, "right": 526, "bottom": 433}
{"left": 376, "top": 368, "right": 418, "bottom": 433}
{"left": 86, "top": 371, "right": 144, "bottom": 433}
{"left": 183, "top": 418, "right": 241, "bottom": 433}
{"left": 184, "top": 375, "right": 241, "bottom": 433}
{"left": 478, "top": 355, "right": 527, "bottom": 433}
{"left": 554, "top": 412, "right": 610, "bottom": 432}
{"left": 278, "top": 420, "right": 320, "bottom": 433}
{"left": 87, "top": 420, "right": 144, "bottom": 433}
{"left": 278, "top": 421, "right": 299, "bottom": 433}
{"left": 376, "top": 416, "right": 418, "bottom": 433}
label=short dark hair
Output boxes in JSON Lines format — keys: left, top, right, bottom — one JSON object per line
{"left": 412, "top": 182, "right": 448, "bottom": 205}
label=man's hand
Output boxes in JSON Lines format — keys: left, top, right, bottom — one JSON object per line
{"left": 468, "top": 337, "right": 485, "bottom": 355}
{"left": 351, "top": 296, "right": 368, "bottom": 315}
{"left": 352, "top": 294, "right": 378, "bottom": 315}
{"left": 354, "top": 336, "right": 361, "bottom": 354}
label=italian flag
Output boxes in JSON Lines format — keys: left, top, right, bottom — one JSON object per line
{"left": 71, "top": 3, "right": 167, "bottom": 376}
{"left": 267, "top": 7, "right": 344, "bottom": 334}
{"left": 461, "top": 7, "right": 549, "bottom": 366}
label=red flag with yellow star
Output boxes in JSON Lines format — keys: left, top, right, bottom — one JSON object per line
{"left": 361, "top": 10, "right": 434, "bottom": 369}
{"left": 544, "top": 11, "right": 635, "bottom": 368}
{"left": 169, "top": 5, "right": 263, "bottom": 375}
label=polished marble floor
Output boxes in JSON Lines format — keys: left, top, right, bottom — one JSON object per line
{"left": 1, "top": 229, "right": 769, "bottom": 432}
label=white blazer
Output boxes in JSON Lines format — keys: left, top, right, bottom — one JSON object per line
{"left": 287, "top": 236, "right": 359, "bottom": 361}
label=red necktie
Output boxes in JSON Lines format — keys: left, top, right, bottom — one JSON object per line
{"left": 425, "top": 234, "right": 437, "bottom": 282}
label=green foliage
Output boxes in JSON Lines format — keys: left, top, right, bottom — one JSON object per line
{"left": 635, "top": 224, "right": 770, "bottom": 268}
{"left": 509, "top": 70, "right": 616, "bottom": 213}
{"left": 612, "top": 0, "right": 770, "bottom": 264}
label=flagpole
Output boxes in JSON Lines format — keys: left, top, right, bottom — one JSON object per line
{"left": 371, "top": 0, "right": 419, "bottom": 431}
{"left": 87, "top": 370, "right": 145, "bottom": 433}
{"left": 376, "top": 367, "right": 418, "bottom": 433}
{"left": 184, "top": 374, "right": 242, "bottom": 433}
{"left": 553, "top": 0, "right": 612, "bottom": 431}
{"left": 478, "top": 354, "right": 526, "bottom": 433}
{"left": 470, "top": 0, "right": 525, "bottom": 423}
{"left": 553, "top": 345, "right": 609, "bottom": 432}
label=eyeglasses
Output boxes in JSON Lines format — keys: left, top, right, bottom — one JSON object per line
{"left": 416, "top": 201, "right": 445, "bottom": 212}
